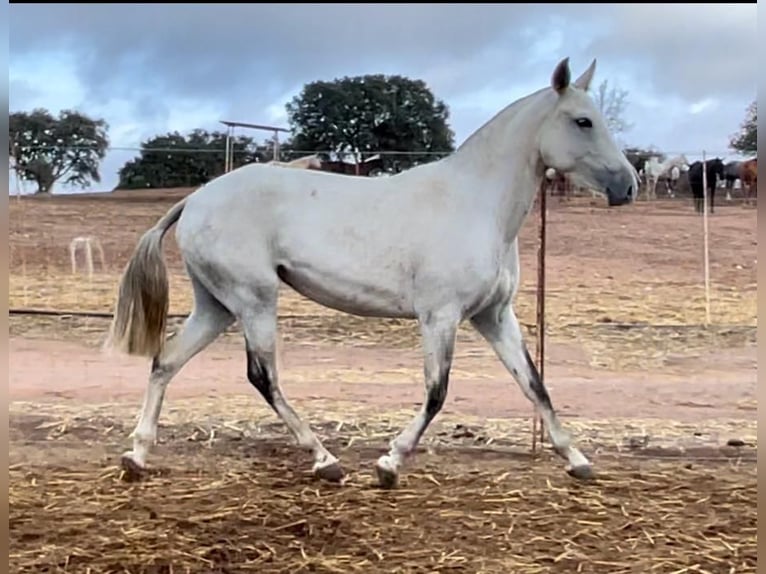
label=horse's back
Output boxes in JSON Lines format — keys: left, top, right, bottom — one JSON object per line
{"left": 174, "top": 159, "right": 459, "bottom": 271}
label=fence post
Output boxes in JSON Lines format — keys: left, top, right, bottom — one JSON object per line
{"left": 701, "top": 151, "right": 711, "bottom": 326}
{"left": 533, "top": 170, "right": 553, "bottom": 454}
{"left": 224, "top": 126, "right": 232, "bottom": 173}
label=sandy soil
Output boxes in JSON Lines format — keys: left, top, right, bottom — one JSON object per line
{"left": 8, "top": 190, "right": 757, "bottom": 573}
{"left": 8, "top": 335, "right": 757, "bottom": 423}
{"left": 8, "top": 191, "right": 757, "bottom": 420}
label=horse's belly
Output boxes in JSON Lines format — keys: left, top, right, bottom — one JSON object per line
{"left": 276, "top": 259, "right": 417, "bottom": 319}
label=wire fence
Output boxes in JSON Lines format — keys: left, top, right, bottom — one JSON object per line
{"left": 7, "top": 144, "right": 758, "bottom": 464}
{"left": 9, "top": 144, "right": 755, "bottom": 198}
{"left": 8, "top": 147, "right": 757, "bottom": 365}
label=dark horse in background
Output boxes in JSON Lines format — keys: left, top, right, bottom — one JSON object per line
{"left": 688, "top": 158, "right": 725, "bottom": 214}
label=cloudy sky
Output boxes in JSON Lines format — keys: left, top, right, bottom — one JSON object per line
{"left": 9, "top": 3, "right": 757, "bottom": 194}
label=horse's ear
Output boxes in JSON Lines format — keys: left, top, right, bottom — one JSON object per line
{"left": 573, "top": 59, "right": 597, "bottom": 91}
{"left": 551, "top": 57, "right": 571, "bottom": 94}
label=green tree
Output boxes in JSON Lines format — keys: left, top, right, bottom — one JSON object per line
{"left": 116, "top": 129, "right": 262, "bottom": 189}
{"left": 729, "top": 100, "right": 756, "bottom": 155}
{"left": 285, "top": 74, "right": 455, "bottom": 171}
{"left": 9, "top": 108, "right": 109, "bottom": 194}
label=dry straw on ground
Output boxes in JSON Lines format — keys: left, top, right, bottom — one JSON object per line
{"left": 8, "top": 271, "right": 757, "bottom": 328}
{"left": 9, "top": 312, "right": 756, "bottom": 373}
{"left": 9, "top": 402, "right": 757, "bottom": 574}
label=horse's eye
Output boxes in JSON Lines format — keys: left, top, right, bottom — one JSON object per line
{"left": 575, "top": 117, "right": 593, "bottom": 129}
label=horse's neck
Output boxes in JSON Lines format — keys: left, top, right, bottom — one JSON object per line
{"left": 446, "top": 90, "right": 551, "bottom": 242}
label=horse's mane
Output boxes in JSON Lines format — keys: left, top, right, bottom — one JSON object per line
{"left": 456, "top": 86, "right": 551, "bottom": 152}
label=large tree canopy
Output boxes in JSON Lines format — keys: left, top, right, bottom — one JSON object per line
{"left": 9, "top": 108, "right": 109, "bottom": 194}
{"left": 116, "top": 129, "right": 282, "bottom": 189}
{"left": 286, "top": 74, "right": 455, "bottom": 171}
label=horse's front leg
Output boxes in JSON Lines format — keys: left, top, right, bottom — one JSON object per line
{"left": 471, "top": 302, "right": 592, "bottom": 480}
{"left": 375, "top": 309, "right": 459, "bottom": 489}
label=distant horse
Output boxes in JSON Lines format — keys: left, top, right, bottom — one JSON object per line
{"left": 628, "top": 156, "right": 647, "bottom": 175}
{"left": 321, "top": 154, "right": 386, "bottom": 177}
{"left": 723, "top": 161, "right": 742, "bottom": 201}
{"left": 667, "top": 165, "right": 682, "bottom": 197}
{"left": 548, "top": 170, "right": 575, "bottom": 198}
{"left": 106, "top": 57, "right": 637, "bottom": 489}
{"left": 626, "top": 156, "right": 647, "bottom": 194}
{"left": 644, "top": 155, "right": 689, "bottom": 200}
{"left": 740, "top": 158, "right": 757, "bottom": 205}
{"left": 271, "top": 154, "right": 323, "bottom": 170}
{"left": 688, "top": 158, "right": 725, "bottom": 213}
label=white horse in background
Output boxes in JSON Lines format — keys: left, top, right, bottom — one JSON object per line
{"left": 644, "top": 155, "right": 689, "bottom": 200}
{"left": 106, "top": 57, "right": 638, "bottom": 489}
{"left": 270, "top": 154, "right": 323, "bottom": 170}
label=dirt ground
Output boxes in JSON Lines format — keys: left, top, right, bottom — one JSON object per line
{"left": 8, "top": 190, "right": 758, "bottom": 573}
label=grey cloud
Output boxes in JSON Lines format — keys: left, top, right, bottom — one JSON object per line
{"left": 8, "top": 2, "right": 757, "bottom": 175}
{"left": 10, "top": 4, "right": 582, "bottom": 104}
{"left": 627, "top": 98, "right": 746, "bottom": 159}
{"left": 10, "top": 3, "right": 606, "bottom": 147}
{"left": 586, "top": 5, "right": 756, "bottom": 101}
{"left": 9, "top": 79, "right": 43, "bottom": 110}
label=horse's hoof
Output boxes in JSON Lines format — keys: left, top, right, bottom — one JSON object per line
{"left": 374, "top": 456, "right": 399, "bottom": 489}
{"left": 120, "top": 452, "right": 148, "bottom": 482}
{"left": 313, "top": 458, "right": 345, "bottom": 483}
{"left": 566, "top": 464, "right": 594, "bottom": 481}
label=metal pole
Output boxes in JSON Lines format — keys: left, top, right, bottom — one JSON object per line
{"left": 701, "top": 151, "right": 711, "bottom": 326}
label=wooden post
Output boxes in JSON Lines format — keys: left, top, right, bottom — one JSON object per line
{"left": 533, "top": 171, "right": 552, "bottom": 454}
{"left": 701, "top": 151, "right": 711, "bottom": 326}
{"left": 230, "top": 126, "right": 238, "bottom": 171}
{"left": 224, "top": 127, "right": 231, "bottom": 173}
{"left": 273, "top": 130, "right": 280, "bottom": 161}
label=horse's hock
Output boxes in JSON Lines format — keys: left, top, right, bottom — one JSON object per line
{"left": 69, "top": 236, "right": 107, "bottom": 278}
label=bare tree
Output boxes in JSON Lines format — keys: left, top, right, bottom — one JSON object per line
{"left": 592, "top": 79, "right": 634, "bottom": 142}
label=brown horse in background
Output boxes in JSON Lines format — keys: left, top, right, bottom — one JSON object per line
{"left": 740, "top": 158, "right": 757, "bottom": 205}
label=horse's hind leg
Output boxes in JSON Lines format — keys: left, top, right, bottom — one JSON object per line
{"left": 237, "top": 288, "right": 343, "bottom": 482}
{"left": 471, "top": 303, "right": 592, "bottom": 480}
{"left": 122, "top": 274, "right": 234, "bottom": 474}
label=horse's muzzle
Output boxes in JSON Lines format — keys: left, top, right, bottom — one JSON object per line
{"left": 604, "top": 170, "right": 636, "bottom": 206}
{"left": 606, "top": 186, "right": 634, "bottom": 206}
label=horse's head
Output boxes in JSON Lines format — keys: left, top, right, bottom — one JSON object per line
{"left": 674, "top": 155, "right": 690, "bottom": 170}
{"left": 538, "top": 58, "right": 637, "bottom": 207}
{"left": 709, "top": 157, "right": 725, "bottom": 177}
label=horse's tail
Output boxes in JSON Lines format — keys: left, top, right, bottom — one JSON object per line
{"left": 106, "top": 197, "right": 188, "bottom": 358}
